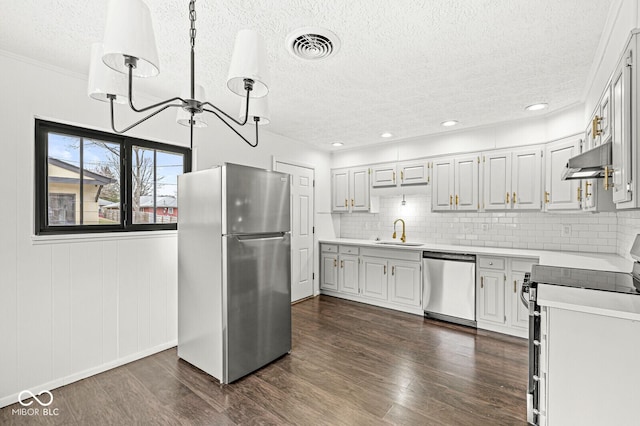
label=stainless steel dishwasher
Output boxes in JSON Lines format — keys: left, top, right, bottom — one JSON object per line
{"left": 422, "top": 251, "right": 476, "bottom": 327}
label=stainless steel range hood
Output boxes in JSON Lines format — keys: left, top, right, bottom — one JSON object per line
{"left": 561, "top": 141, "right": 612, "bottom": 180}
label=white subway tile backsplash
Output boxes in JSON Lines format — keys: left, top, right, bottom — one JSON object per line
{"left": 339, "top": 194, "right": 620, "bottom": 254}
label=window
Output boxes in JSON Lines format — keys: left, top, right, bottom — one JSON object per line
{"left": 35, "top": 119, "right": 191, "bottom": 235}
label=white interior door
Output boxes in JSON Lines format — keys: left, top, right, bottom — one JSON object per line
{"left": 276, "top": 161, "right": 315, "bottom": 302}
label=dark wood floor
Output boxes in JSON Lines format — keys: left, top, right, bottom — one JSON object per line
{"left": 1, "top": 295, "right": 528, "bottom": 425}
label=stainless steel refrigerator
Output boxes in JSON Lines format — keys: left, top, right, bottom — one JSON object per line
{"left": 177, "top": 163, "right": 291, "bottom": 384}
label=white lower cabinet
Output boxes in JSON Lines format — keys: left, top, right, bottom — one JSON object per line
{"left": 476, "top": 256, "right": 537, "bottom": 338}
{"left": 338, "top": 254, "right": 359, "bottom": 294}
{"left": 361, "top": 256, "right": 388, "bottom": 300}
{"left": 388, "top": 260, "right": 422, "bottom": 307}
{"left": 320, "top": 244, "right": 423, "bottom": 315}
{"left": 320, "top": 251, "right": 339, "bottom": 291}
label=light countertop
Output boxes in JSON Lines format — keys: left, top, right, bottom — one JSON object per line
{"left": 319, "top": 238, "right": 633, "bottom": 272}
{"left": 320, "top": 238, "right": 639, "bottom": 321}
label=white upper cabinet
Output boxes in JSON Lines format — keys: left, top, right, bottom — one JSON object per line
{"left": 611, "top": 41, "right": 633, "bottom": 206}
{"left": 371, "top": 163, "right": 398, "bottom": 188}
{"left": 588, "top": 84, "right": 612, "bottom": 148}
{"left": 454, "top": 155, "right": 479, "bottom": 211}
{"left": 432, "top": 154, "right": 479, "bottom": 211}
{"left": 482, "top": 146, "right": 542, "bottom": 211}
{"left": 512, "top": 147, "right": 543, "bottom": 210}
{"left": 431, "top": 157, "right": 455, "bottom": 211}
{"left": 483, "top": 151, "right": 511, "bottom": 210}
{"left": 544, "top": 138, "right": 581, "bottom": 211}
{"left": 371, "top": 160, "right": 431, "bottom": 188}
{"left": 351, "top": 167, "right": 370, "bottom": 211}
{"left": 331, "top": 167, "right": 371, "bottom": 212}
{"left": 331, "top": 169, "right": 349, "bottom": 212}
{"left": 398, "top": 160, "right": 430, "bottom": 186}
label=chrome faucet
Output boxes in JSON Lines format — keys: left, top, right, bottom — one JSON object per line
{"left": 393, "top": 218, "right": 406, "bottom": 243}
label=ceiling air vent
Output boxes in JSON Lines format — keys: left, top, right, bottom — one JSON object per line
{"left": 286, "top": 27, "right": 340, "bottom": 60}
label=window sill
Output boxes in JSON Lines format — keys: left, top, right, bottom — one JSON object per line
{"left": 32, "top": 230, "right": 177, "bottom": 245}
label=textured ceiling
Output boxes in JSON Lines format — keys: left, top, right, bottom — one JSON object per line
{"left": 0, "top": 0, "right": 614, "bottom": 150}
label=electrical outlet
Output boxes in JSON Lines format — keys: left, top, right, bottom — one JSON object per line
{"left": 481, "top": 223, "right": 489, "bottom": 231}
{"left": 561, "top": 224, "right": 572, "bottom": 237}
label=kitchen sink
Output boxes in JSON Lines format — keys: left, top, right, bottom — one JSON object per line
{"left": 374, "top": 241, "right": 424, "bottom": 247}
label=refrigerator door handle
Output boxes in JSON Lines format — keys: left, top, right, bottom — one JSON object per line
{"left": 233, "top": 232, "right": 287, "bottom": 241}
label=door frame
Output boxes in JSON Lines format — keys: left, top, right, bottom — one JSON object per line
{"left": 273, "top": 157, "right": 318, "bottom": 298}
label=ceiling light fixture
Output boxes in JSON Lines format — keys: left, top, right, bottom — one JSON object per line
{"left": 90, "top": 0, "right": 269, "bottom": 148}
{"left": 441, "top": 120, "right": 459, "bottom": 127}
{"left": 380, "top": 132, "right": 393, "bottom": 138}
{"left": 525, "top": 103, "right": 548, "bottom": 112}
{"left": 331, "top": 142, "right": 344, "bottom": 147}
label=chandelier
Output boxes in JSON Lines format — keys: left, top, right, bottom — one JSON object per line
{"left": 87, "top": 0, "right": 270, "bottom": 148}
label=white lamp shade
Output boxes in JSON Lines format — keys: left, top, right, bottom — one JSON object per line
{"left": 87, "top": 43, "right": 129, "bottom": 104}
{"left": 227, "top": 29, "right": 270, "bottom": 98}
{"left": 102, "top": 0, "right": 159, "bottom": 78}
{"left": 239, "top": 96, "right": 270, "bottom": 125}
{"left": 176, "top": 85, "right": 207, "bottom": 128}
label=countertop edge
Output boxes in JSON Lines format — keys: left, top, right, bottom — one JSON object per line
{"left": 318, "top": 238, "right": 632, "bottom": 272}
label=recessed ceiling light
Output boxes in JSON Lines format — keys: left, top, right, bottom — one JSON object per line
{"left": 525, "top": 103, "right": 548, "bottom": 111}
{"left": 331, "top": 141, "right": 344, "bottom": 147}
{"left": 380, "top": 132, "right": 393, "bottom": 138}
{"left": 441, "top": 120, "right": 459, "bottom": 127}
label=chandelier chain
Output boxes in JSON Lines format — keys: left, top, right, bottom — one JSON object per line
{"left": 189, "top": 0, "right": 197, "bottom": 48}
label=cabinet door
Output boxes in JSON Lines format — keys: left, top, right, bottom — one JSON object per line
{"left": 478, "top": 270, "right": 505, "bottom": 324}
{"left": 388, "top": 260, "right": 421, "bottom": 307}
{"left": 483, "top": 151, "right": 511, "bottom": 210}
{"left": 455, "top": 154, "right": 479, "bottom": 211}
{"left": 350, "top": 167, "right": 370, "bottom": 211}
{"left": 509, "top": 271, "right": 529, "bottom": 331}
{"left": 544, "top": 138, "right": 581, "bottom": 211}
{"left": 360, "top": 256, "right": 388, "bottom": 300}
{"left": 371, "top": 163, "right": 397, "bottom": 188}
{"left": 331, "top": 169, "right": 349, "bottom": 212}
{"left": 338, "top": 255, "right": 359, "bottom": 295}
{"left": 598, "top": 84, "right": 612, "bottom": 144}
{"left": 432, "top": 158, "right": 454, "bottom": 211}
{"left": 512, "top": 147, "right": 542, "bottom": 210}
{"left": 611, "top": 47, "right": 632, "bottom": 204}
{"left": 321, "top": 254, "right": 338, "bottom": 291}
{"left": 399, "top": 160, "right": 429, "bottom": 186}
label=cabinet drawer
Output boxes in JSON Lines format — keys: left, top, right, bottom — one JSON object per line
{"left": 511, "top": 258, "right": 538, "bottom": 272}
{"left": 478, "top": 256, "right": 506, "bottom": 270}
{"left": 322, "top": 244, "right": 338, "bottom": 253}
{"left": 339, "top": 245, "right": 359, "bottom": 255}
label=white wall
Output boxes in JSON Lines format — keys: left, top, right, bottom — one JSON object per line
{"left": 341, "top": 195, "right": 617, "bottom": 253}
{"left": 0, "top": 50, "right": 331, "bottom": 407}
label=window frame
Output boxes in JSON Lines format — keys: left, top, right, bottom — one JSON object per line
{"left": 35, "top": 119, "right": 191, "bottom": 235}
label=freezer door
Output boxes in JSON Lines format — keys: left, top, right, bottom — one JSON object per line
{"left": 224, "top": 232, "right": 292, "bottom": 383}
{"left": 224, "top": 163, "right": 291, "bottom": 234}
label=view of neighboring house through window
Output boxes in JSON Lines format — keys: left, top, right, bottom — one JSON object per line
{"left": 35, "top": 120, "right": 191, "bottom": 234}
{"left": 46, "top": 133, "right": 120, "bottom": 226}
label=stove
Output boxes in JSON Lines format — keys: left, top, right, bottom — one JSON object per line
{"left": 529, "top": 264, "right": 640, "bottom": 295}
{"left": 521, "top": 235, "right": 640, "bottom": 425}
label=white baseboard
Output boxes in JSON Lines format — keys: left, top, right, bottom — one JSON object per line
{"left": 0, "top": 340, "right": 177, "bottom": 409}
